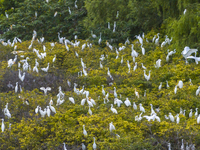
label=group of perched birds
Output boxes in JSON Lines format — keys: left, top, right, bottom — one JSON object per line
{"left": 1, "top": 24, "right": 200, "bottom": 149}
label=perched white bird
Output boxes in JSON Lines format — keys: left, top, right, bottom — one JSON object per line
{"left": 46, "top": 106, "right": 51, "bottom": 117}
{"left": 69, "top": 97, "right": 75, "bottom": 104}
{"left": 178, "top": 80, "right": 183, "bottom": 88}
{"left": 133, "top": 102, "right": 137, "bottom": 110}
{"left": 135, "top": 88, "right": 139, "bottom": 98}
{"left": 169, "top": 113, "right": 174, "bottom": 122}
{"left": 83, "top": 125, "right": 87, "bottom": 136}
{"left": 176, "top": 114, "right": 180, "bottom": 124}
{"left": 1, "top": 119, "right": 5, "bottom": 132}
{"left": 144, "top": 70, "right": 151, "bottom": 81}
{"left": 141, "top": 63, "right": 146, "bottom": 70}
{"left": 88, "top": 106, "right": 92, "bottom": 115}
{"left": 49, "top": 104, "right": 56, "bottom": 113}
{"left": 155, "top": 59, "right": 161, "bottom": 68}
{"left": 195, "top": 108, "right": 198, "bottom": 118}
{"left": 139, "top": 103, "right": 145, "bottom": 113}
{"left": 111, "top": 104, "right": 118, "bottom": 114}
{"left": 189, "top": 109, "right": 193, "bottom": 118}
{"left": 18, "top": 69, "right": 25, "bottom": 82}
{"left": 166, "top": 81, "right": 170, "bottom": 88}
{"left": 15, "top": 82, "right": 18, "bottom": 93}
{"left": 158, "top": 82, "right": 162, "bottom": 90}
{"left": 133, "top": 62, "right": 137, "bottom": 71}
{"left": 174, "top": 85, "right": 177, "bottom": 94}
{"left": 181, "top": 46, "right": 198, "bottom": 59}
{"left": 124, "top": 98, "right": 131, "bottom": 107}
{"left": 93, "top": 137, "right": 97, "bottom": 150}
{"left": 35, "top": 106, "right": 39, "bottom": 114}
{"left": 197, "top": 114, "right": 200, "bottom": 124}
{"left": 109, "top": 122, "right": 115, "bottom": 132}
{"left": 114, "top": 87, "right": 117, "bottom": 98}
{"left": 82, "top": 143, "right": 86, "bottom": 150}
{"left": 41, "top": 63, "right": 49, "bottom": 72}
{"left": 40, "top": 87, "right": 51, "bottom": 96}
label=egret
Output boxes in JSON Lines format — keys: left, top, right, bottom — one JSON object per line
{"left": 116, "top": 11, "right": 119, "bottom": 18}
{"left": 178, "top": 80, "right": 183, "bottom": 88}
{"left": 155, "top": 33, "right": 159, "bottom": 45}
{"left": 121, "top": 56, "right": 123, "bottom": 64}
{"left": 181, "top": 46, "right": 198, "bottom": 59}
{"left": 141, "top": 63, "right": 146, "bottom": 70}
{"left": 1, "top": 119, "right": 5, "bottom": 132}
{"left": 40, "top": 87, "right": 51, "bottom": 96}
{"left": 69, "top": 97, "right": 75, "bottom": 104}
{"left": 127, "top": 60, "right": 131, "bottom": 73}
{"left": 46, "top": 106, "right": 51, "bottom": 117}
{"left": 181, "top": 139, "right": 184, "bottom": 150}
{"left": 102, "top": 85, "right": 105, "bottom": 96}
{"left": 83, "top": 125, "right": 87, "bottom": 136}
{"left": 108, "top": 22, "right": 110, "bottom": 29}
{"left": 166, "top": 81, "right": 170, "bottom": 88}
{"left": 176, "top": 114, "right": 180, "bottom": 124}
{"left": 124, "top": 98, "right": 131, "bottom": 107}
{"left": 52, "top": 55, "right": 56, "bottom": 63}
{"left": 158, "top": 82, "right": 162, "bottom": 90}
{"left": 111, "top": 104, "right": 118, "bottom": 114}
{"left": 174, "top": 85, "right": 177, "bottom": 94}
{"left": 155, "top": 59, "right": 161, "bottom": 68}
{"left": 93, "top": 137, "right": 97, "bottom": 150}
{"left": 109, "top": 122, "right": 115, "bottom": 132}
{"left": 18, "top": 69, "right": 25, "bottom": 82}
{"left": 139, "top": 103, "right": 145, "bottom": 113}
{"left": 35, "top": 106, "right": 39, "bottom": 114}
{"left": 141, "top": 46, "right": 145, "bottom": 55}
{"left": 114, "top": 87, "right": 117, "bottom": 98}
{"left": 197, "top": 114, "right": 200, "bottom": 124}
{"left": 195, "top": 108, "right": 198, "bottom": 118}
{"left": 88, "top": 106, "right": 92, "bottom": 115}
{"left": 81, "top": 98, "right": 86, "bottom": 106}
{"left": 49, "top": 104, "right": 56, "bottom": 113}
{"left": 133, "top": 62, "right": 137, "bottom": 71}
{"left": 135, "top": 88, "right": 139, "bottom": 98}
{"left": 15, "top": 82, "right": 18, "bottom": 93}
{"left": 68, "top": 7, "right": 71, "bottom": 14}
{"left": 82, "top": 143, "right": 86, "bottom": 150}
{"left": 196, "top": 86, "right": 200, "bottom": 96}
{"left": 144, "top": 70, "right": 151, "bottom": 81}
{"left": 150, "top": 104, "right": 155, "bottom": 115}
{"left": 189, "top": 109, "right": 193, "bottom": 118}
{"left": 41, "top": 63, "right": 49, "bottom": 72}
{"left": 114, "top": 98, "right": 123, "bottom": 107}
{"left": 91, "top": 31, "right": 97, "bottom": 38}
{"left": 98, "top": 33, "right": 102, "bottom": 45}
{"left": 169, "top": 113, "right": 174, "bottom": 122}
{"left": 133, "top": 102, "right": 137, "bottom": 110}
{"left": 63, "top": 143, "right": 67, "bottom": 150}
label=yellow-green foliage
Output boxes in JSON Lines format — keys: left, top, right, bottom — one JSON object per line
{"left": 0, "top": 32, "right": 200, "bottom": 149}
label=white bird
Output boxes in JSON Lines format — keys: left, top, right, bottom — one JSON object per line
{"left": 197, "top": 114, "right": 200, "bottom": 124}
{"left": 83, "top": 125, "right": 87, "bottom": 136}
{"left": 181, "top": 46, "right": 198, "bottom": 59}
{"left": 155, "top": 33, "right": 159, "bottom": 45}
{"left": 150, "top": 104, "right": 155, "bottom": 115}
{"left": 181, "top": 139, "right": 184, "bottom": 150}
{"left": 88, "top": 106, "right": 92, "bottom": 115}
{"left": 111, "top": 104, "right": 118, "bottom": 114}
{"left": 127, "top": 60, "right": 131, "bottom": 73}
{"left": 41, "top": 63, "right": 49, "bottom": 72}
{"left": 49, "top": 104, "right": 56, "bottom": 113}
{"left": 93, "top": 137, "right": 97, "bottom": 150}
{"left": 18, "top": 69, "right": 25, "bottom": 82}
{"left": 35, "top": 106, "right": 39, "bottom": 114}
{"left": 91, "top": 31, "right": 97, "bottom": 38}
{"left": 139, "top": 103, "right": 145, "bottom": 113}
{"left": 52, "top": 55, "right": 56, "bottom": 63}
{"left": 166, "top": 81, "right": 170, "bottom": 88}
{"left": 54, "top": 11, "right": 57, "bottom": 17}
{"left": 100, "top": 61, "right": 103, "bottom": 69}
{"left": 178, "top": 80, "right": 183, "bottom": 88}
{"left": 98, "top": 33, "right": 102, "bottom": 45}
{"left": 158, "top": 82, "right": 162, "bottom": 90}
{"left": 176, "top": 114, "right": 180, "bottom": 124}
{"left": 82, "top": 43, "right": 86, "bottom": 51}
{"left": 133, "top": 102, "right": 137, "bottom": 110}
{"left": 102, "top": 85, "right": 105, "bottom": 96}
{"left": 109, "top": 122, "right": 115, "bottom": 132}
{"left": 155, "top": 59, "right": 161, "bottom": 68}
{"left": 114, "top": 98, "right": 123, "bottom": 107}
{"left": 68, "top": 7, "right": 71, "bottom": 14}
{"left": 174, "top": 85, "right": 177, "bottom": 94}
{"left": 1, "top": 119, "right": 5, "bottom": 132}
{"left": 144, "top": 70, "right": 151, "bottom": 81}
{"left": 108, "top": 22, "right": 110, "bottom": 29}
{"left": 195, "top": 108, "right": 198, "bottom": 118}
{"left": 39, "top": 107, "right": 47, "bottom": 117}
{"left": 124, "top": 98, "right": 131, "bottom": 107}
{"left": 189, "top": 109, "right": 193, "bottom": 118}
{"left": 63, "top": 143, "right": 67, "bottom": 150}
{"left": 135, "top": 88, "right": 139, "bottom": 98}
{"left": 141, "top": 46, "right": 145, "bottom": 55}
{"left": 169, "top": 113, "right": 174, "bottom": 122}
{"left": 121, "top": 56, "right": 123, "bottom": 64}
{"left": 168, "top": 143, "right": 171, "bottom": 150}
{"left": 46, "top": 106, "right": 51, "bottom": 117}
{"left": 40, "top": 87, "right": 51, "bottom": 96}
{"left": 114, "top": 87, "right": 117, "bottom": 98}
{"left": 133, "top": 62, "right": 137, "bottom": 71}
{"left": 183, "top": 9, "right": 187, "bottom": 14}
{"left": 82, "top": 143, "right": 86, "bottom": 150}
{"left": 69, "top": 97, "right": 75, "bottom": 104}
{"left": 15, "top": 82, "right": 18, "bottom": 93}
{"left": 141, "top": 63, "right": 146, "bottom": 70}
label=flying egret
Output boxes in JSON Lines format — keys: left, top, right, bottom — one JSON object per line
{"left": 40, "top": 87, "right": 51, "bottom": 96}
